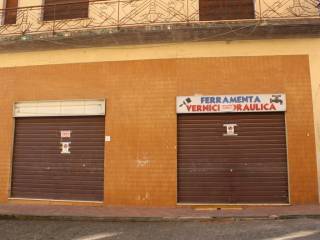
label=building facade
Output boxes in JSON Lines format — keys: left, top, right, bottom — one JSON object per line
{"left": 0, "top": 0, "right": 319, "bottom": 207}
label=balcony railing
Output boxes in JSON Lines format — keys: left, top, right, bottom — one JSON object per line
{"left": 0, "top": 0, "right": 319, "bottom": 37}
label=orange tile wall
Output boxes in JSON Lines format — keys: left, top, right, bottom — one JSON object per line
{"left": 0, "top": 55, "right": 318, "bottom": 206}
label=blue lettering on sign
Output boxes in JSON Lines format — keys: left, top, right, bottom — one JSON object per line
{"left": 254, "top": 96, "right": 261, "bottom": 102}
{"left": 229, "top": 97, "right": 237, "bottom": 103}
{"left": 200, "top": 95, "right": 260, "bottom": 104}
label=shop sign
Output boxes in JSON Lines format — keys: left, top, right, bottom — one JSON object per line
{"left": 176, "top": 94, "right": 286, "bottom": 113}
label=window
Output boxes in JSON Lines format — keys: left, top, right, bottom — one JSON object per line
{"left": 199, "top": 0, "right": 255, "bottom": 21}
{"left": 43, "top": 0, "right": 89, "bottom": 21}
{"left": 4, "top": 0, "right": 18, "bottom": 25}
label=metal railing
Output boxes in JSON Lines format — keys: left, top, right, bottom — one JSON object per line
{"left": 0, "top": 0, "right": 319, "bottom": 36}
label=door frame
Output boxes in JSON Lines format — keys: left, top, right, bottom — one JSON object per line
{"left": 8, "top": 99, "right": 106, "bottom": 203}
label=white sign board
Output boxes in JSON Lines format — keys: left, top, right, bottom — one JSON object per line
{"left": 223, "top": 124, "right": 238, "bottom": 136}
{"left": 60, "top": 130, "right": 71, "bottom": 138}
{"left": 60, "top": 142, "right": 71, "bottom": 154}
{"left": 176, "top": 94, "right": 286, "bottom": 114}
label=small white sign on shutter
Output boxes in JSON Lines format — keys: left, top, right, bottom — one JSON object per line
{"left": 61, "top": 130, "right": 71, "bottom": 138}
{"left": 223, "top": 124, "right": 238, "bottom": 136}
{"left": 60, "top": 142, "right": 71, "bottom": 154}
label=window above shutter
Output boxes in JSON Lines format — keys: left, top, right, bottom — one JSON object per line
{"left": 43, "top": 0, "right": 89, "bottom": 21}
{"left": 199, "top": 0, "right": 255, "bottom": 21}
{"left": 4, "top": 0, "right": 18, "bottom": 25}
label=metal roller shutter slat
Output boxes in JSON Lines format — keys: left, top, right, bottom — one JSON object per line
{"left": 177, "top": 112, "right": 289, "bottom": 204}
{"left": 11, "top": 116, "right": 105, "bottom": 201}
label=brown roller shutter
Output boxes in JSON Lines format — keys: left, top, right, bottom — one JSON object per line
{"left": 178, "top": 112, "right": 289, "bottom": 204}
{"left": 4, "top": 0, "right": 18, "bottom": 25}
{"left": 11, "top": 116, "right": 104, "bottom": 201}
{"left": 43, "top": 0, "right": 89, "bottom": 21}
{"left": 199, "top": 0, "right": 255, "bottom": 21}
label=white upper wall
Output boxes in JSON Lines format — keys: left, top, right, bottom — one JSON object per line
{"left": 0, "top": 0, "right": 5, "bottom": 24}
{"left": 19, "top": 0, "right": 43, "bottom": 7}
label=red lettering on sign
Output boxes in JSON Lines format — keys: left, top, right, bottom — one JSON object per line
{"left": 270, "top": 103, "right": 276, "bottom": 111}
{"left": 203, "top": 105, "right": 210, "bottom": 111}
{"left": 213, "top": 105, "right": 219, "bottom": 111}
{"left": 237, "top": 103, "right": 279, "bottom": 111}
{"left": 185, "top": 103, "right": 278, "bottom": 113}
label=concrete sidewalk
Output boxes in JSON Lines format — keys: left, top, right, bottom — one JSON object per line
{"left": 1, "top": 204, "right": 320, "bottom": 222}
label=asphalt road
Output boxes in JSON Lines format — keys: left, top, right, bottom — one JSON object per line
{"left": 1, "top": 218, "right": 320, "bottom": 240}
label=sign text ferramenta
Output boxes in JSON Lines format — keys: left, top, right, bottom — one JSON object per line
{"left": 176, "top": 94, "right": 286, "bottom": 113}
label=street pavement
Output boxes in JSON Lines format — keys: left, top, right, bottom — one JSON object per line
{"left": 1, "top": 218, "right": 320, "bottom": 240}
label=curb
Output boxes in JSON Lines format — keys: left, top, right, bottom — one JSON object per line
{"left": 1, "top": 214, "right": 320, "bottom": 222}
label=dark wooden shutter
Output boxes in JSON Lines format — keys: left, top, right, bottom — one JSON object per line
{"left": 43, "top": 0, "right": 89, "bottom": 21}
{"left": 11, "top": 116, "right": 105, "bottom": 201}
{"left": 4, "top": 0, "right": 18, "bottom": 25}
{"left": 178, "top": 113, "right": 288, "bottom": 204}
{"left": 199, "top": 0, "right": 255, "bottom": 21}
